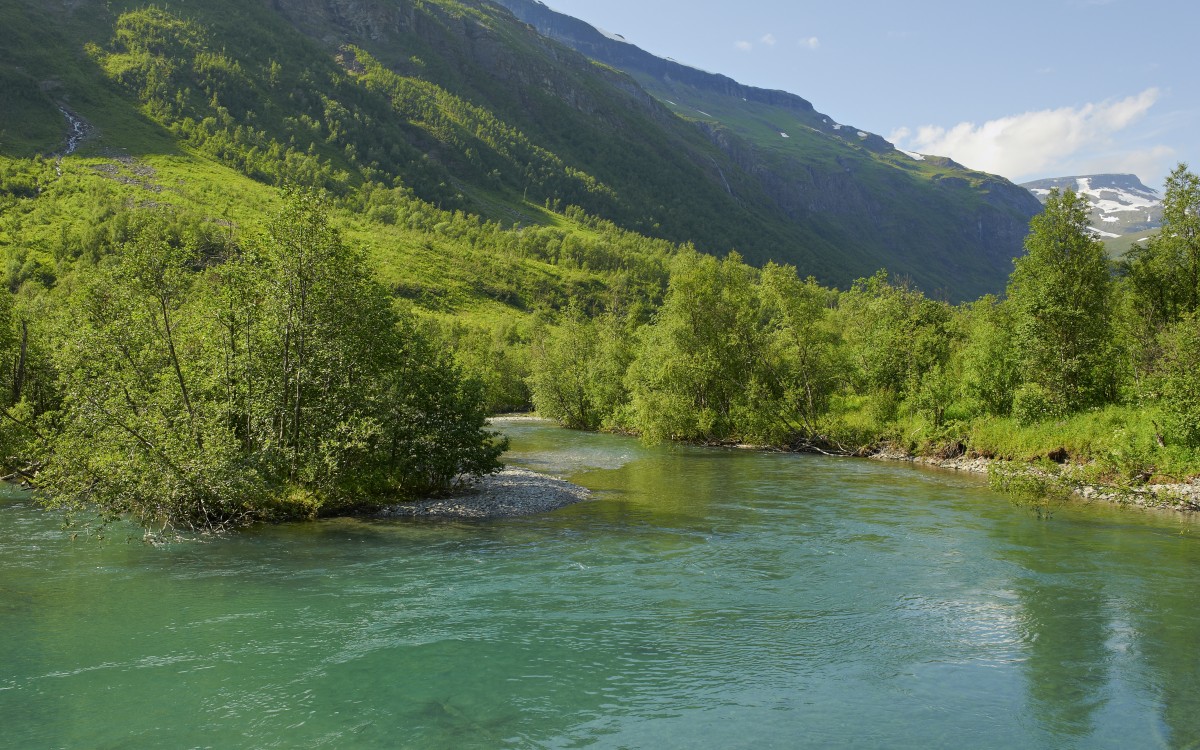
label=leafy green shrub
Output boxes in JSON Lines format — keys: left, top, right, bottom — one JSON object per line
{"left": 1012, "top": 383, "right": 1065, "bottom": 426}
{"left": 988, "top": 462, "right": 1073, "bottom": 519}
{"left": 865, "top": 387, "right": 901, "bottom": 427}
{"left": 37, "top": 193, "right": 506, "bottom": 534}
{"left": 1159, "top": 312, "right": 1200, "bottom": 448}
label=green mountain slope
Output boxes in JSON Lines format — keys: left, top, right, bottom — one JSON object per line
{"left": 493, "top": 0, "right": 1043, "bottom": 299}
{"left": 0, "top": 0, "right": 1036, "bottom": 299}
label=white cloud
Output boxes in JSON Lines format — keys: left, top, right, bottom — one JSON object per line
{"left": 889, "top": 88, "right": 1164, "bottom": 181}
{"left": 736, "top": 33, "right": 818, "bottom": 53}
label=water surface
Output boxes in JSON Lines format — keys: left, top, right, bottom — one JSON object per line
{"left": 2, "top": 420, "right": 1198, "bottom": 748}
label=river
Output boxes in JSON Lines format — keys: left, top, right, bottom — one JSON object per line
{"left": 1, "top": 419, "right": 1198, "bottom": 748}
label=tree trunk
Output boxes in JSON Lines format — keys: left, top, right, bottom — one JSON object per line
{"left": 11, "top": 319, "right": 27, "bottom": 405}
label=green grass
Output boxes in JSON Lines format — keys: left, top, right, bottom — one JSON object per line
{"left": 1, "top": 140, "right": 671, "bottom": 317}
{"left": 821, "top": 395, "right": 1200, "bottom": 485}
{"left": 967, "top": 407, "right": 1152, "bottom": 462}
{"left": 965, "top": 407, "right": 1200, "bottom": 484}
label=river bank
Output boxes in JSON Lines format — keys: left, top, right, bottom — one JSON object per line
{"left": 504, "top": 412, "right": 1200, "bottom": 515}
{"left": 872, "top": 448, "right": 1200, "bottom": 513}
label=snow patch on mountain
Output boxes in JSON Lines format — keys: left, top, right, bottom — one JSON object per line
{"left": 1075, "top": 177, "right": 1158, "bottom": 214}
{"left": 595, "top": 26, "right": 627, "bottom": 43}
{"left": 1021, "top": 174, "right": 1163, "bottom": 246}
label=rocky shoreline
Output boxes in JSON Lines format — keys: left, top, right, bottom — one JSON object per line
{"left": 378, "top": 468, "right": 591, "bottom": 520}
{"left": 872, "top": 450, "right": 1200, "bottom": 513}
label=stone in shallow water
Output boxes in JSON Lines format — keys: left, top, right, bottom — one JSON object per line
{"left": 379, "top": 468, "right": 591, "bottom": 519}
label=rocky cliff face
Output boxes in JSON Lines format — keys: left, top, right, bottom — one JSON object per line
{"left": 266, "top": 0, "right": 418, "bottom": 42}
{"left": 267, "top": 0, "right": 672, "bottom": 125}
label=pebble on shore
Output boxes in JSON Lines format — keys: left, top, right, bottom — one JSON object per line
{"left": 379, "top": 468, "right": 591, "bottom": 520}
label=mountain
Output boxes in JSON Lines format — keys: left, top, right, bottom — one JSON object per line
{"left": 490, "top": 0, "right": 1043, "bottom": 298}
{"left": 1021, "top": 174, "right": 1162, "bottom": 256}
{"left": 0, "top": 0, "right": 1039, "bottom": 300}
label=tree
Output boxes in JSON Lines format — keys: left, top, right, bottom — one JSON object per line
{"left": 229, "top": 190, "right": 504, "bottom": 505}
{"left": 0, "top": 283, "right": 14, "bottom": 406}
{"left": 0, "top": 284, "right": 30, "bottom": 473}
{"left": 527, "top": 307, "right": 633, "bottom": 431}
{"left": 444, "top": 320, "right": 531, "bottom": 415}
{"left": 1124, "top": 164, "right": 1200, "bottom": 332}
{"left": 371, "top": 316, "right": 506, "bottom": 497}
{"left": 758, "top": 263, "right": 841, "bottom": 441}
{"left": 1008, "top": 189, "right": 1114, "bottom": 415}
{"left": 1158, "top": 312, "right": 1200, "bottom": 448}
{"left": 527, "top": 307, "right": 603, "bottom": 430}
{"left": 836, "top": 271, "right": 953, "bottom": 423}
{"left": 250, "top": 189, "right": 395, "bottom": 491}
{"left": 955, "top": 295, "right": 1020, "bottom": 417}
{"left": 37, "top": 193, "right": 505, "bottom": 534}
{"left": 0, "top": 283, "right": 61, "bottom": 474}
{"left": 625, "top": 250, "right": 769, "bottom": 443}
{"left": 1160, "top": 164, "right": 1200, "bottom": 313}
{"left": 40, "top": 212, "right": 264, "bottom": 532}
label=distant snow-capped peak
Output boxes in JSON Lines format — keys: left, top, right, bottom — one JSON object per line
{"left": 1022, "top": 174, "right": 1162, "bottom": 243}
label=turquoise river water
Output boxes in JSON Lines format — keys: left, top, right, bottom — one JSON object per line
{"left": 2, "top": 418, "right": 1199, "bottom": 749}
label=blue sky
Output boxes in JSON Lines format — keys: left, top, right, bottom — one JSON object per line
{"left": 542, "top": 0, "right": 1197, "bottom": 188}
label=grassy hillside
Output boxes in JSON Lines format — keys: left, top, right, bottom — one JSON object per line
{"left": 0, "top": 1, "right": 810, "bottom": 267}
{"left": 0, "top": 0, "right": 726, "bottom": 437}
{"left": 0, "top": 0, "right": 1038, "bottom": 300}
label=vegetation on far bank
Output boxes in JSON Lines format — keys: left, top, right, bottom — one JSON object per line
{"left": 523, "top": 167, "right": 1200, "bottom": 497}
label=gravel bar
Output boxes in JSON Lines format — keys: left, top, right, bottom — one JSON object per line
{"left": 379, "top": 468, "right": 591, "bottom": 519}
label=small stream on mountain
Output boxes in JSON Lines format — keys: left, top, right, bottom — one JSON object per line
{"left": 2, "top": 418, "right": 1198, "bottom": 748}
{"left": 58, "top": 107, "right": 86, "bottom": 156}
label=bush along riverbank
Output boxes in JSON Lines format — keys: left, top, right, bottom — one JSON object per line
{"left": 0, "top": 191, "right": 507, "bottom": 536}
{"left": 737, "top": 407, "right": 1200, "bottom": 515}
{"left": 784, "top": 399, "right": 1200, "bottom": 514}
{"left": 876, "top": 404, "right": 1200, "bottom": 514}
